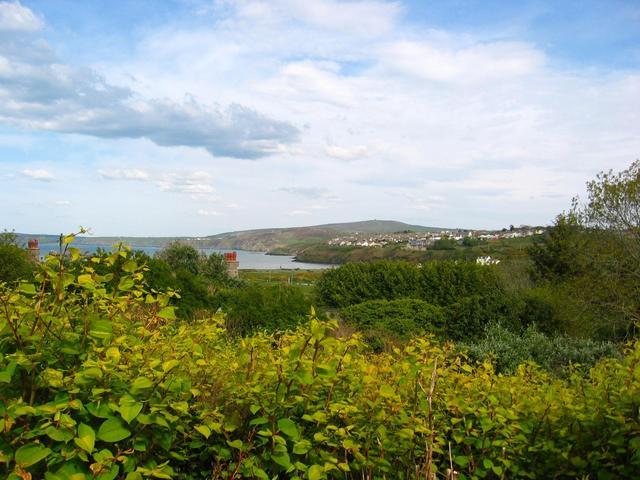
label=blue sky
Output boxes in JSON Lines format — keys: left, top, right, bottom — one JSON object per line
{"left": 0, "top": 0, "right": 638, "bottom": 236}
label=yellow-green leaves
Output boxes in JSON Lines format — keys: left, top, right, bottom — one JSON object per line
{"left": 195, "top": 425, "right": 211, "bottom": 439}
{"left": 97, "top": 418, "right": 131, "bottom": 443}
{"left": 118, "top": 395, "right": 143, "bottom": 424}
{"left": 14, "top": 443, "right": 52, "bottom": 467}
{"left": 74, "top": 423, "right": 96, "bottom": 453}
{"left": 277, "top": 418, "right": 300, "bottom": 441}
{"left": 130, "top": 377, "right": 153, "bottom": 395}
{"left": 157, "top": 306, "right": 176, "bottom": 320}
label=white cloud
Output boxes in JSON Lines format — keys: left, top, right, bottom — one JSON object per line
{"left": 157, "top": 171, "right": 215, "bottom": 194}
{"left": 0, "top": 1, "right": 43, "bottom": 32}
{"left": 197, "top": 208, "right": 222, "bottom": 216}
{"left": 379, "top": 40, "right": 545, "bottom": 83}
{"left": 2, "top": 0, "right": 639, "bottom": 234}
{"left": 230, "top": 0, "right": 402, "bottom": 36}
{"left": 325, "top": 144, "right": 369, "bottom": 161}
{"left": 288, "top": 209, "right": 311, "bottom": 216}
{"left": 277, "top": 186, "right": 340, "bottom": 200}
{"left": 98, "top": 168, "right": 150, "bottom": 181}
{"left": 53, "top": 200, "right": 71, "bottom": 206}
{"left": 0, "top": 4, "right": 298, "bottom": 159}
{"left": 22, "top": 168, "right": 53, "bottom": 181}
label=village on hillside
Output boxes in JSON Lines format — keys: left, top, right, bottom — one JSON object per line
{"left": 327, "top": 226, "right": 546, "bottom": 249}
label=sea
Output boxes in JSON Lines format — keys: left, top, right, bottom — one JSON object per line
{"left": 37, "top": 243, "right": 332, "bottom": 270}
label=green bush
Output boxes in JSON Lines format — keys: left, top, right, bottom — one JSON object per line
{"left": 221, "top": 283, "right": 312, "bottom": 335}
{"left": 0, "top": 232, "right": 34, "bottom": 284}
{"left": 461, "top": 323, "right": 621, "bottom": 375}
{"left": 340, "top": 299, "right": 444, "bottom": 351}
{"left": 93, "top": 250, "right": 220, "bottom": 320}
{"left": 430, "top": 238, "right": 457, "bottom": 250}
{"left": 317, "top": 260, "right": 502, "bottom": 309}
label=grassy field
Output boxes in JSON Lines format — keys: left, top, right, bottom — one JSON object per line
{"left": 239, "top": 269, "right": 324, "bottom": 286}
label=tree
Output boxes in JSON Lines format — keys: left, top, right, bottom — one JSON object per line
{"left": 0, "top": 230, "right": 34, "bottom": 283}
{"left": 529, "top": 161, "right": 640, "bottom": 339}
{"left": 574, "top": 160, "right": 640, "bottom": 334}
{"left": 156, "top": 242, "right": 202, "bottom": 275}
{"left": 156, "top": 242, "right": 231, "bottom": 285}
{"left": 528, "top": 213, "right": 588, "bottom": 282}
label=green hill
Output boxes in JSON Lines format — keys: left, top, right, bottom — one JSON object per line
{"left": 14, "top": 220, "right": 448, "bottom": 254}
{"left": 199, "top": 220, "right": 446, "bottom": 253}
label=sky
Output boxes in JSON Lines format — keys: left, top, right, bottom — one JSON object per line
{"left": 0, "top": 0, "right": 639, "bottom": 236}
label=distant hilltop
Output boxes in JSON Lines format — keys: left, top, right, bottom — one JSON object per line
{"left": 196, "top": 220, "right": 449, "bottom": 254}
{"left": 14, "top": 220, "right": 450, "bottom": 255}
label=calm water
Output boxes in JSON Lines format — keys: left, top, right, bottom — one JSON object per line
{"left": 37, "top": 243, "right": 331, "bottom": 270}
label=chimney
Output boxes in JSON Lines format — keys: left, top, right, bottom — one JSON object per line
{"left": 27, "top": 239, "right": 40, "bottom": 262}
{"left": 224, "top": 251, "right": 239, "bottom": 278}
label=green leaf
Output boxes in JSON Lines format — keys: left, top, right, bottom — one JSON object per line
{"left": 97, "top": 418, "right": 131, "bottom": 443}
{"left": 379, "top": 384, "right": 395, "bottom": 398}
{"left": 157, "top": 307, "right": 176, "bottom": 320}
{"left": 118, "top": 396, "right": 143, "bottom": 424}
{"left": 15, "top": 443, "right": 52, "bottom": 467}
{"left": 87, "top": 402, "right": 112, "bottom": 419}
{"left": 271, "top": 450, "right": 291, "bottom": 468}
{"left": 45, "top": 426, "right": 74, "bottom": 443}
{"left": 62, "top": 234, "right": 75, "bottom": 245}
{"left": 162, "top": 359, "right": 180, "bottom": 372}
{"left": 227, "top": 439, "right": 243, "bottom": 450}
{"left": 0, "top": 361, "right": 17, "bottom": 384}
{"left": 89, "top": 319, "right": 113, "bottom": 340}
{"left": 117, "top": 277, "right": 135, "bottom": 291}
{"left": 195, "top": 425, "right": 211, "bottom": 439}
{"left": 307, "top": 465, "right": 325, "bottom": 480}
{"left": 277, "top": 418, "right": 300, "bottom": 440}
{"left": 77, "top": 274, "right": 94, "bottom": 285}
{"left": 296, "top": 369, "right": 314, "bottom": 385}
{"left": 18, "top": 283, "right": 36, "bottom": 294}
{"left": 130, "top": 377, "right": 153, "bottom": 393}
{"left": 74, "top": 423, "right": 96, "bottom": 453}
{"left": 93, "top": 448, "right": 114, "bottom": 462}
{"left": 122, "top": 260, "right": 137, "bottom": 273}
{"left": 97, "top": 464, "right": 119, "bottom": 480}
{"left": 292, "top": 439, "right": 312, "bottom": 455}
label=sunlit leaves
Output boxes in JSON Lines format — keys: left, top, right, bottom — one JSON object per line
{"left": 0, "top": 235, "right": 638, "bottom": 479}
{"left": 15, "top": 444, "right": 51, "bottom": 467}
{"left": 74, "top": 423, "right": 96, "bottom": 453}
{"left": 97, "top": 418, "right": 131, "bottom": 443}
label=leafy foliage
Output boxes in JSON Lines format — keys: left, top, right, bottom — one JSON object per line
{"left": 0, "top": 231, "right": 34, "bottom": 284}
{"left": 156, "top": 241, "right": 231, "bottom": 285}
{"left": 316, "top": 260, "right": 502, "bottom": 309}
{"left": 221, "top": 283, "right": 313, "bottom": 335}
{"left": 527, "top": 161, "right": 640, "bottom": 340}
{"left": 461, "top": 323, "right": 621, "bottom": 375}
{"left": 340, "top": 299, "right": 445, "bottom": 352}
{"left": 0, "top": 238, "right": 638, "bottom": 479}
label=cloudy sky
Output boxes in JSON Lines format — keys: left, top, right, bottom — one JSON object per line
{"left": 1, "top": 0, "right": 638, "bottom": 236}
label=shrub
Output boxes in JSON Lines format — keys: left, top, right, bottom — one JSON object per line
{"left": 0, "top": 231, "right": 34, "bottom": 284}
{"left": 317, "top": 260, "right": 502, "bottom": 309}
{"left": 341, "top": 299, "right": 444, "bottom": 351}
{"left": 430, "top": 238, "right": 457, "bottom": 250}
{"left": 221, "top": 283, "right": 312, "bottom": 335}
{"left": 461, "top": 323, "right": 621, "bottom": 375}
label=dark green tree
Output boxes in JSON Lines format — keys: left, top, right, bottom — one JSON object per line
{"left": 0, "top": 230, "right": 34, "bottom": 283}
